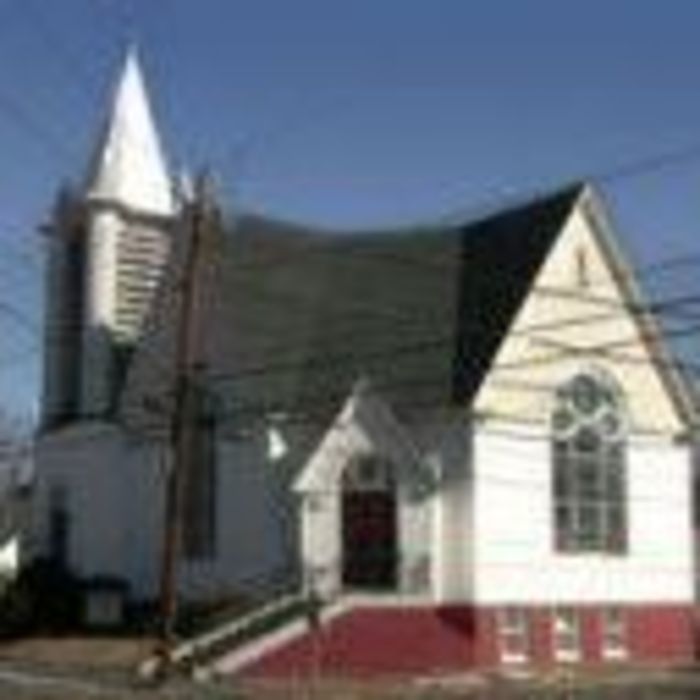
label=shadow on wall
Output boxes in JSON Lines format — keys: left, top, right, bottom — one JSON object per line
{"left": 44, "top": 321, "right": 132, "bottom": 429}
{"left": 437, "top": 605, "right": 477, "bottom": 638}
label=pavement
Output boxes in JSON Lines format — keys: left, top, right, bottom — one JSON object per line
{"left": 0, "top": 639, "right": 700, "bottom": 699}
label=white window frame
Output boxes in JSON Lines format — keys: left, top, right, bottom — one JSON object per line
{"left": 552, "top": 608, "right": 581, "bottom": 663}
{"left": 551, "top": 371, "right": 628, "bottom": 555}
{"left": 498, "top": 607, "right": 530, "bottom": 664}
{"left": 601, "top": 607, "right": 628, "bottom": 660}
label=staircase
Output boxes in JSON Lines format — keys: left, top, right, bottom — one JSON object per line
{"left": 171, "top": 593, "right": 469, "bottom": 679}
{"left": 170, "top": 591, "right": 312, "bottom": 671}
{"left": 211, "top": 595, "right": 354, "bottom": 676}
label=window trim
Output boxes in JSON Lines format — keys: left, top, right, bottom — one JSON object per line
{"left": 497, "top": 607, "right": 530, "bottom": 664}
{"left": 601, "top": 607, "right": 628, "bottom": 660}
{"left": 551, "top": 370, "right": 628, "bottom": 556}
{"left": 552, "top": 607, "right": 582, "bottom": 663}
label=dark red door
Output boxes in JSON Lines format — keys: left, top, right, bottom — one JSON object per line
{"left": 342, "top": 491, "right": 397, "bottom": 590}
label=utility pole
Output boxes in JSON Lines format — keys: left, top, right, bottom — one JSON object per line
{"left": 157, "top": 174, "right": 215, "bottom": 660}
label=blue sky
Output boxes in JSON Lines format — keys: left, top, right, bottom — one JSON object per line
{"left": 0, "top": 0, "right": 700, "bottom": 417}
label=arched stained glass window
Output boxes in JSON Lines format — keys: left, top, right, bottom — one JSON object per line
{"left": 552, "top": 372, "right": 627, "bottom": 553}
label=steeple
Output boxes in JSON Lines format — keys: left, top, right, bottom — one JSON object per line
{"left": 41, "top": 47, "right": 179, "bottom": 425}
{"left": 85, "top": 47, "right": 174, "bottom": 217}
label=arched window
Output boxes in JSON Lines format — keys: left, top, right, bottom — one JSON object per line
{"left": 552, "top": 372, "right": 627, "bottom": 553}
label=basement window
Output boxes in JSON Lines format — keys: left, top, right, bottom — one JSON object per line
{"left": 553, "top": 608, "right": 581, "bottom": 663}
{"left": 498, "top": 608, "right": 530, "bottom": 663}
{"left": 602, "top": 607, "right": 627, "bottom": 660}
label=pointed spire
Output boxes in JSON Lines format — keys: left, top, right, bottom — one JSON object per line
{"left": 85, "top": 46, "right": 174, "bottom": 217}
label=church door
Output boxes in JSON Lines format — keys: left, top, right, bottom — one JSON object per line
{"left": 341, "top": 457, "right": 398, "bottom": 590}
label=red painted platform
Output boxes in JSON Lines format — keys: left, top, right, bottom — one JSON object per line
{"left": 236, "top": 603, "right": 695, "bottom": 678}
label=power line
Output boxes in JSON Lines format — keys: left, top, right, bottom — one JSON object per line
{"left": 0, "top": 88, "right": 73, "bottom": 160}
{"left": 17, "top": 46, "right": 700, "bottom": 441}
{"left": 18, "top": 0, "right": 98, "bottom": 105}
{"left": 113, "top": 223, "right": 700, "bottom": 456}
{"left": 190, "top": 287, "right": 700, "bottom": 390}
{"left": 49, "top": 387, "right": 697, "bottom": 514}
{"left": 39, "top": 202, "right": 700, "bottom": 397}
{"left": 215, "top": 217, "right": 700, "bottom": 305}
{"left": 192, "top": 263, "right": 698, "bottom": 368}
{"left": 120, "top": 262, "right": 700, "bottom": 442}
{"left": 168, "top": 206, "right": 700, "bottom": 371}
{"left": 199, "top": 365, "right": 687, "bottom": 438}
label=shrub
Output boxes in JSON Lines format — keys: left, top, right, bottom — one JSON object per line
{"left": 0, "top": 558, "right": 82, "bottom": 637}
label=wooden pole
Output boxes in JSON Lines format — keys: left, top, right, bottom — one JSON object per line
{"left": 157, "top": 174, "right": 214, "bottom": 659}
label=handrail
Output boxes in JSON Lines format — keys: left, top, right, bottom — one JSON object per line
{"left": 171, "top": 590, "right": 307, "bottom": 666}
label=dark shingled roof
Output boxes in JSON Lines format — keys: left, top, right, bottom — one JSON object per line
{"left": 452, "top": 183, "right": 584, "bottom": 402}
{"left": 122, "top": 183, "right": 583, "bottom": 433}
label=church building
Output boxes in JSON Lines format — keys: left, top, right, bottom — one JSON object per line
{"left": 31, "top": 50, "right": 698, "bottom": 676}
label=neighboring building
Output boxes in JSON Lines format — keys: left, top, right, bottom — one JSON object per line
{"left": 32, "top": 50, "right": 697, "bottom": 675}
{"left": 0, "top": 441, "right": 33, "bottom": 583}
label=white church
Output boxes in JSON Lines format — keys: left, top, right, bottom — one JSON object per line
{"left": 31, "top": 50, "right": 698, "bottom": 675}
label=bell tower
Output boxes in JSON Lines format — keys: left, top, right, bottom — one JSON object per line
{"left": 41, "top": 48, "right": 176, "bottom": 427}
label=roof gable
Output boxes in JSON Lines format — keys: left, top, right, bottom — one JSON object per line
{"left": 294, "top": 381, "right": 428, "bottom": 493}
{"left": 453, "top": 184, "right": 582, "bottom": 402}
{"left": 474, "top": 185, "right": 693, "bottom": 435}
